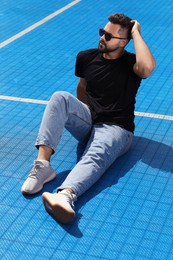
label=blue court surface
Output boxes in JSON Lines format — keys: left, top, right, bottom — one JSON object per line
{"left": 0, "top": 0, "right": 173, "bottom": 259}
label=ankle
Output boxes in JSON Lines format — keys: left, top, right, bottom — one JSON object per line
{"left": 36, "top": 159, "right": 50, "bottom": 167}
{"left": 59, "top": 188, "right": 75, "bottom": 195}
{"left": 37, "top": 146, "right": 53, "bottom": 161}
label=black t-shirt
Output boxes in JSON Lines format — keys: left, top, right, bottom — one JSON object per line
{"left": 75, "top": 49, "right": 142, "bottom": 133}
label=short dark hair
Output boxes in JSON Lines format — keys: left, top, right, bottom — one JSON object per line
{"left": 108, "top": 13, "right": 133, "bottom": 39}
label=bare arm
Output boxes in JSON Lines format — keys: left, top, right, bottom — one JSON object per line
{"left": 131, "top": 20, "right": 156, "bottom": 78}
{"left": 76, "top": 77, "right": 88, "bottom": 104}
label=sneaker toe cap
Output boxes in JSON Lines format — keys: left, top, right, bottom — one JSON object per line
{"left": 21, "top": 179, "right": 42, "bottom": 194}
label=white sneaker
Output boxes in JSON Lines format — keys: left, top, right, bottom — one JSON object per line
{"left": 42, "top": 190, "right": 77, "bottom": 224}
{"left": 21, "top": 160, "right": 56, "bottom": 194}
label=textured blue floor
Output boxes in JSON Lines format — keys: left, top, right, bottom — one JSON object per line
{"left": 0, "top": 0, "right": 173, "bottom": 259}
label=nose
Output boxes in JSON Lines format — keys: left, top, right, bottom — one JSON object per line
{"left": 100, "top": 34, "right": 106, "bottom": 41}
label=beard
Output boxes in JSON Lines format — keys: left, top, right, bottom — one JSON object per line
{"left": 98, "top": 40, "right": 119, "bottom": 53}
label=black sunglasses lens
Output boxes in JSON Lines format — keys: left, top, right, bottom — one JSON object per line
{"left": 105, "top": 33, "right": 111, "bottom": 41}
{"left": 99, "top": 29, "right": 111, "bottom": 41}
{"left": 99, "top": 29, "right": 104, "bottom": 36}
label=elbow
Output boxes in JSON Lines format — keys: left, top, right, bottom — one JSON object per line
{"left": 147, "top": 58, "right": 156, "bottom": 75}
{"left": 142, "top": 65, "right": 155, "bottom": 78}
{"left": 144, "top": 61, "right": 156, "bottom": 78}
{"left": 137, "top": 60, "right": 156, "bottom": 78}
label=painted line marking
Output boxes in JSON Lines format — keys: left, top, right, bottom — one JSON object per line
{"left": 0, "top": 0, "right": 80, "bottom": 48}
{"left": 0, "top": 95, "right": 48, "bottom": 105}
{"left": 134, "top": 111, "right": 173, "bottom": 121}
{"left": 0, "top": 95, "right": 173, "bottom": 121}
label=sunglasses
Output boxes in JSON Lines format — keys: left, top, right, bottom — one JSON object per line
{"left": 99, "top": 28, "right": 128, "bottom": 41}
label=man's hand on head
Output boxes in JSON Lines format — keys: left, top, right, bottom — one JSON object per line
{"left": 130, "top": 20, "right": 141, "bottom": 38}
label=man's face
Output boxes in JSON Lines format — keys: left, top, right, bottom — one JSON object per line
{"left": 98, "top": 22, "right": 128, "bottom": 53}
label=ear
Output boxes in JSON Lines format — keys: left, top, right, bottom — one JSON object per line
{"left": 120, "top": 39, "right": 128, "bottom": 47}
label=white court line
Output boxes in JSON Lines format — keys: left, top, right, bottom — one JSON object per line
{"left": 134, "top": 111, "right": 173, "bottom": 121}
{"left": 0, "top": 0, "right": 80, "bottom": 48}
{"left": 0, "top": 95, "right": 48, "bottom": 105}
{"left": 0, "top": 95, "right": 173, "bottom": 121}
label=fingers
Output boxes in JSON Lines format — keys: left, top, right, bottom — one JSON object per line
{"left": 130, "top": 19, "right": 136, "bottom": 24}
{"left": 130, "top": 20, "right": 141, "bottom": 37}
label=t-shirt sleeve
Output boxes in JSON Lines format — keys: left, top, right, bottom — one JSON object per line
{"left": 126, "top": 52, "right": 136, "bottom": 68}
{"left": 126, "top": 52, "right": 142, "bottom": 79}
{"left": 75, "top": 51, "right": 85, "bottom": 78}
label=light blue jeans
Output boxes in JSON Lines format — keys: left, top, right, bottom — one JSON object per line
{"left": 36, "top": 91, "right": 133, "bottom": 197}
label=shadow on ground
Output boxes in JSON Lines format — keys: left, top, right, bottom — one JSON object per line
{"left": 23, "top": 136, "right": 173, "bottom": 237}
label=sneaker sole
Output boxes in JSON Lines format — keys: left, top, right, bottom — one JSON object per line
{"left": 42, "top": 192, "right": 75, "bottom": 224}
{"left": 21, "top": 171, "right": 56, "bottom": 195}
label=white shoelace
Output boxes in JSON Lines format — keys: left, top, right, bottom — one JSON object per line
{"left": 29, "top": 162, "right": 44, "bottom": 179}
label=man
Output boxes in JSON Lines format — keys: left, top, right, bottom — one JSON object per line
{"left": 21, "top": 14, "right": 156, "bottom": 224}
